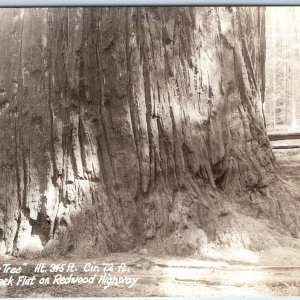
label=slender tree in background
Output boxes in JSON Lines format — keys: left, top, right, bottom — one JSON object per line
{"left": 265, "top": 7, "right": 300, "bottom": 132}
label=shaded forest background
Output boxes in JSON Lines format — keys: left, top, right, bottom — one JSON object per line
{"left": 265, "top": 7, "right": 300, "bottom": 133}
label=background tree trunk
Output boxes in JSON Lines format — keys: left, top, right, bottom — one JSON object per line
{"left": 265, "top": 7, "right": 300, "bottom": 132}
{"left": 0, "top": 7, "right": 299, "bottom": 257}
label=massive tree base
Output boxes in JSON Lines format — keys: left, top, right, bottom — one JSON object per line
{"left": 0, "top": 7, "right": 299, "bottom": 258}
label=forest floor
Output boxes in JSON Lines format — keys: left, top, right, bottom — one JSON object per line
{"left": 1, "top": 143, "right": 300, "bottom": 298}
{"left": 272, "top": 139, "right": 300, "bottom": 184}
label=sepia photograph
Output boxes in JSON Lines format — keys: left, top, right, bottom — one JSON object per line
{"left": 0, "top": 4, "right": 300, "bottom": 298}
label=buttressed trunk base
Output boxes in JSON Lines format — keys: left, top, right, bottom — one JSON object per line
{"left": 0, "top": 7, "right": 299, "bottom": 257}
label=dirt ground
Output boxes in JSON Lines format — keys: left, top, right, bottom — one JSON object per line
{"left": 1, "top": 146, "right": 300, "bottom": 298}
{"left": 1, "top": 245, "right": 300, "bottom": 297}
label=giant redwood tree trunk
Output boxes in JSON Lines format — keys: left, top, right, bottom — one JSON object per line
{"left": 0, "top": 7, "right": 299, "bottom": 257}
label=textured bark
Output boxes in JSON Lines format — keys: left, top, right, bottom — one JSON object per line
{"left": 0, "top": 7, "right": 299, "bottom": 257}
